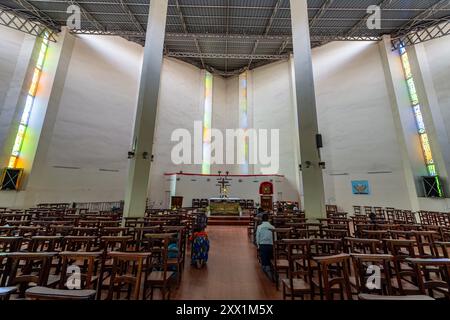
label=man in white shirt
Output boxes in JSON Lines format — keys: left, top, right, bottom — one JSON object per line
{"left": 256, "top": 213, "right": 275, "bottom": 279}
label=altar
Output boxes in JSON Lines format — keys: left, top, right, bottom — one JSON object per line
{"left": 209, "top": 198, "right": 241, "bottom": 216}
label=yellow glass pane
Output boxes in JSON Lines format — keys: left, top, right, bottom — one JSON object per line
{"left": 8, "top": 156, "right": 17, "bottom": 168}
{"left": 29, "top": 68, "right": 41, "bottom": 96}
{"left": 420, "top": 133, "right": 434, "bottom": 164}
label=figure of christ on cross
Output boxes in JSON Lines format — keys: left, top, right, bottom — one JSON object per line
{"left": 216, "top": 172, "right": 231, "bottom": 199}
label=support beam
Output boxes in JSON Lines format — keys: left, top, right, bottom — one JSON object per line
{"left": 290, "top": 0, "right": 326, "bottom": 220}
{"left": 394, "top": 0, "right": 450, "bottom": 37}
{"left": 174, "top": 0, "right": 205, "bottom": 69}
{"left": 21, "top": 28, "right": 76, "bottom": 206}
{"left": 0, "top": 5, "right": 57, "bottom": 40}
{"left": 12, "top": 0, "right": 59, "bottom": 29}
{"left": 123, "top": 0, "right": 168, "bottom": 218}
{"left": 166, "top": 52, "right": 289, "bottom": 60}
{"left": 116, "top": 0, "right": 144, "bottom": 32}
{"left": 378, "top": 35, "right": 422, "bottom": 211}
{"left": 392, "top": 17, "right": 450, "bottom": 50}
{"left": 346, "top": 0, "right": 394, "bottom": 37}
{"left": 307, "top": 0, "right": 335, "bottom": 47}
{"left": 68, "top": 0, "right": 106, "bottom": 32}
{"left": 310, "top": 0, "right": 334, "bottom": 27}
{"left": 247, "top": 0, "right": 282, "bottom": 68}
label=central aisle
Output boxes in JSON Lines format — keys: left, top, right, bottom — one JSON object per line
{"left": 173, "top": 226, "right": 282, "bottom": 300}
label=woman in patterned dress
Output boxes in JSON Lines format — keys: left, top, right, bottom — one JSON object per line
{"left": 190, "top": 227, "right": 210, "bottom": 268}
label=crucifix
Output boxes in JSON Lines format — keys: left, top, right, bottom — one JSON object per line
{"left": 216, "top": 171, "right": 231, "bottom": 198}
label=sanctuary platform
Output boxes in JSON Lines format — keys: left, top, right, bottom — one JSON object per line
{"left": 209, "top": 198, "right": 241, "bottom": 216}
{"left": 164, "top": 173, "right": 300, "bottom": 211}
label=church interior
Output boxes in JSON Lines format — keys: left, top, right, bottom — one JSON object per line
{"left": 1, "top": 0, "right": 450, "bottom": 302}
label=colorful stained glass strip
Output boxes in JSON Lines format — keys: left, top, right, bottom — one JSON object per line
{"left": 401, "top": 53, "right": 412, "bottom": 79}
{"left": 413, "top": 105, "right": 426, "bottom": 134}
{"left": 8, "top": 156, "right": 17, "bottom": 169}
{"left": 239, "top": 72, "right": 249, "bottom": 174}
{"left": 8, "top": 32, "right": 49, "bottom": 168}
{"left": 399, "top": 45, "right": 437, "bottom": 178}
{"left": 202, "top": 72, "right": 213, "bottom": 175}
{"left": 406, "top": 78, "right": 419, "bottom": 105}
{"left": 28, "top": 68, "right": 41, "bottom": 96}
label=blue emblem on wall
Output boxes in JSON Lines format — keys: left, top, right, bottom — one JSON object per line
{"left": 352, "top": 180, "right": 370, "bottom": 195}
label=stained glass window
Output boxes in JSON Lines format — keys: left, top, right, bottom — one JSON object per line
{"left": 202, "top": 72, "right": 213, "bottom": 175}
{"left": 8, "top": 32, "right": 49, "bottom": 168}
{"left": 239, "top": 72, "right": 249, "bottom": 174}
{"left": 398, "top": 43, "right": 442, "bottom": 196}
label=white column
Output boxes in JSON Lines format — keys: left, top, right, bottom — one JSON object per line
{"left": 23, "top": 28, "right": 76, "bottom": 206}
{"left": 288, "top": 55, "right": 303, "bottom": 204}
{"left": 407, "top": 43, "right": 450, "bottom": 195}
{"left": 123, "top": 0, "right": 169, "bottom": 218}
{"left": 289, "top": 0, "right": 326, "bottom": 220}
{"left": 378, "top": 35, "right": 421, "bottom": 211}
{"left": 0, "top": 34, "right": 38, "bottom": 167}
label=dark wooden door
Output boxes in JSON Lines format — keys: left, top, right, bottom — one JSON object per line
{"left": 260, "top": 196, "right": 273, "bottom": 211}
{"left": 171, "top": 196, "right": 183, "bottom": 209}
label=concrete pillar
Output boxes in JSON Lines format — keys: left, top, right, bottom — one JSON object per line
{"left": 378, "top": 35, "right": 421, "bottom": 211}
{"left": 22, "top": 28, "right": 75, "bottom": 206}
{"left": 289, "top": 0, "right": 326, "bottom": 220}
{"left": 407, "top": 43, "right": 450, "bottom": 196}
{"left": 123, "top": 0, "right": 168, "bottom": 218}
{"left": 0, "top": 34, "right": 38, "bottom": 168}
{"left": 288, "top": 55, "right": 303, "bottom": 204}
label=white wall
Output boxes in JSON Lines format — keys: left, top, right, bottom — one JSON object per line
{"left": 252, "top": 61, "right": 300, "bottom": 202}
{"left": 423, "top": 36, "right": 450, "bottom": 140}
{"left": 168, "top": 173, "right": 292, "bottom": 208}
{"left": 2, "top": 26, "right": 450, "bottom": 212}
{"left": 0, "top": 26, "right": 29, "bottom": 150}
{"left": 19, "top": 34, "right": 142, "bottom": 204}
{"left": 313, "top": 41, "right": 413, "bottom": 213}
{"left": 148, "top": 58, "right": 204, "bottom": 208}
{"left": 0, "top": 32, "right": 204, "bottom": 208}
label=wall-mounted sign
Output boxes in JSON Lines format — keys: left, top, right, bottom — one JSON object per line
{"left": 259, "top": 181, "right": 274, "bottom": 195}
{"left": 352, "top": 180, "right": 370, "bottom": 195}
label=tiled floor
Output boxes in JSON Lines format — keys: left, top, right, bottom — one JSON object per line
{"left": 172, "top": 225, "right": 281, "bottom": 300}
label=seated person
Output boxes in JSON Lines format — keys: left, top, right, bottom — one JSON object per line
{"left": 190, "top": 227, "right": 210, "bottom": 269}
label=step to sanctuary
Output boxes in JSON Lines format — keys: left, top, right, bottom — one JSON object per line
{"left": 207, "top": 215, "right": 251, "bottom": 226}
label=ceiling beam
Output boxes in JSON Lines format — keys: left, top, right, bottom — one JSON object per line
{"left": 166, "top": 52, "right": 289, "bottom": 60}
{"left": 345, "top": 0, "right": 395, "bottom": 37}
{"left": 247, "top": 0, "right": 282, "bottom": 68}
{"left": 166, "top": 32, "right": 289, "bottom": 41}
{"left": 71, "top": 29, "right": 382, "bottom": 42}
{"left": 12, "top": 0, "right": 59, "bottom": 29}
{"left": 68, "top": 0, "right": 106, "bottom": 32}
{"left": 116, "top": 0, "right": 144, "bottom": 33}
{"left": 392, "top": 16, "right": 450, "bottom": 49}
{"left": 277, "top": 0, "right": 336, "bottom": 54}
{"left": 310, "top": 0, "right": 334, "bottom": 27}
{"left": 174, "top": 0, "right": 205, "bottom": 69}
{"left": 0, "top": 4, "right": 56, "bottom": 40}
{"left": 393, "top": 0, "right": 450, "bottom": 37}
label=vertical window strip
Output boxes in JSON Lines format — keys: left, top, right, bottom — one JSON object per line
{"left": 399, "top": 45, "right": 442, "bottom": 196}
{"left": 8, "top": 33, "right": 49, "bottom": 169}
{"left": 239, "top": 72, "right": 249, "bottom": 174}
{"left": 202, "top": 72, "right": 213, "bottom": 175}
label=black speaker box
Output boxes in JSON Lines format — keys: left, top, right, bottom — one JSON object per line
{"left": 422, "top": 176, "right": 444, "bottom": 198}
{"left": 0, "top": 168, "right": 24, "bottom": 191}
